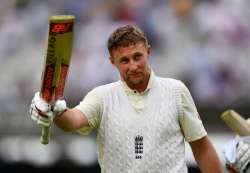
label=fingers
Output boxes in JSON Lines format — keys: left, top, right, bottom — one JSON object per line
{"left": 224, "top": 137, "right": 250, "bottom": 173}
{"left": 235, "top": 141, "right": 250, "bottom": 171}
{"left": 30, "top": 92, "right": 67, "bottom": 127}
{"left": 53, "top": 99, "right": 67, "bottom": 114}
{"left": 30, "top": 103, "right": 54, "bottom": 126}
{"left": 30, "top": 104, "right": 39, "bottom": 121}
{"left": 33, "top": 92, "right": 51, "bottom": 112}
{"left": 29, "top": 92, "right": 54, "bottom": 127}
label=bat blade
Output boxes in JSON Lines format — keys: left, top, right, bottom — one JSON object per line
{"left": 221, "top": 110, "right": 250, "bottom": 136}
{"left": 40, "top": 15, "right": 75, "bottom": 144}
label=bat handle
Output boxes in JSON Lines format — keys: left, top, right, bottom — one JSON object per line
{"left": 41, "top": 125, "right": 51, "bottom": 145}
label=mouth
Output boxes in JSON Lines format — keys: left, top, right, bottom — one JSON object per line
{"left": 128, "top": 73, "right": 142, "bottom": 78}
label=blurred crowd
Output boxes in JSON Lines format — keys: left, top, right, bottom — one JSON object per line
{"left": 0, "top": 0, "right": 249, "bottom": 169}
{"left": 0, "top": 0, "right": 249, "bottom": 132}
{"left": 0, "top": 0, "right": 250, "bottom": 111}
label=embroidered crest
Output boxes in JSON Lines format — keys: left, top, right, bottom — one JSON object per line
{"left": 135, "top": 135, "right": 143, "bottom": 159}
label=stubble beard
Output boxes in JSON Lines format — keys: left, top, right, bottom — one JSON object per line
{"left": 127, "top": 73, "right": 144, "bottom": 86}
{"left": 123, "top": 66, "right": 150, "bottom": 88}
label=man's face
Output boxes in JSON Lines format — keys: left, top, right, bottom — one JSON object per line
{"left": 110, "top": 42, "right": 151, "bottom": 88}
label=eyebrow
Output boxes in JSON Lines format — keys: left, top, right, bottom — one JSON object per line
{"left": 133, "top": 52, "right": 143, "bottom": 56}
{"left": 118, "top": 51, "right": 143, "bottom": 60}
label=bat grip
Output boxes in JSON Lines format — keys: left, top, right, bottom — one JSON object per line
{"left": 41, "top": 125, "right": 51, "bottom": 145}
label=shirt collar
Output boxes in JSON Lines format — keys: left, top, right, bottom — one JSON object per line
{"left": 121, "top": 69, "right": 155, "bottom": 95}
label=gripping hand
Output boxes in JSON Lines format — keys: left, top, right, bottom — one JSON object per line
{"left": 29, "top": 92, "right": 67, "bottom": 127}
{"left": 223, "top": 137, "right": 250, "bottom": 173}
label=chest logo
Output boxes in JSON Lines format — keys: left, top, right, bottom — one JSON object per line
{"left": 134, "top": 135, "right": 143, "bottom": 159}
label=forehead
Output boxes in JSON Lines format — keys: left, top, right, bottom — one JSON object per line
{"left": 111, "top": 42, "right": 147, "bottom": 58}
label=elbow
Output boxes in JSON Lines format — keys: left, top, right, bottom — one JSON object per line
{"left": 55, "top": 123, "right": 76, "bottom": 132}
{"left": 61, "top": 127, "right": 74, "bottom": 132}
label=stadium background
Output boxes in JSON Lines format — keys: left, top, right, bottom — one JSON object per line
{"left": 0, "top": 0, "right": 250, "bottom": 172}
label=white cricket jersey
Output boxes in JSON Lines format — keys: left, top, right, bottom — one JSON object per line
{"left": 75, "top": 71, "right": 207, "bottom": 173}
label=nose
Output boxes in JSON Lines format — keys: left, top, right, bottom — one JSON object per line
{"left": 128, "top": 60, "right": 138, "bottom": 72}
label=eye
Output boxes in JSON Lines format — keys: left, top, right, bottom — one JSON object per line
{"left": 134, "top": 53, "right": 142, "bottom": 61}
{"left": 120, "top": 58, "right": 129, "bottom": 64}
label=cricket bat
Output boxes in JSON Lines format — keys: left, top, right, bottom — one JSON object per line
{"left": 40, "top": 15, "right": 75, "bottom": 144}
{"left": 221, "top": 110, "right": 250, "bottom": 136}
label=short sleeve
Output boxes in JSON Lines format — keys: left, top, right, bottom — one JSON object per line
{"left": 178, "top": 83, "right": 207, "bottom": 142}
{"left": 75, "top": 88, "right": 102, "bottom": 135}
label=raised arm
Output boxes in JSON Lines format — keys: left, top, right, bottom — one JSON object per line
{"left": 30, "top": 92, "right": 90, "bottom": 132}
{"left": 54, "top": 108, "right": 89, "bottom": 132}
{"left": 30, "top": 87, "right": 101, "bottom": 137}
{"left": 189, "top": 136, "right": 223, "bottom": 173}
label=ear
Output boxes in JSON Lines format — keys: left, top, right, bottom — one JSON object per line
{"left": 147, "top": 45, "right": 151, "bottom": 56}
{"left": 109, "top": 56, "right": 115, "bottom": 65}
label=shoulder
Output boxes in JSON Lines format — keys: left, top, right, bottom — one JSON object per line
{"left": 82, "top": 81, "right": 121, "bottom": 105}
{"left": 91, "top": 81, "right": 121, "bottom": 95}
{"left": 155, "top": 76, "right": 185, "bottom": 89}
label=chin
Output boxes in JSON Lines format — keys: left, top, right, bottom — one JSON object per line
{"left": 129, "top": 78, "right": 144, "bottom": 85}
